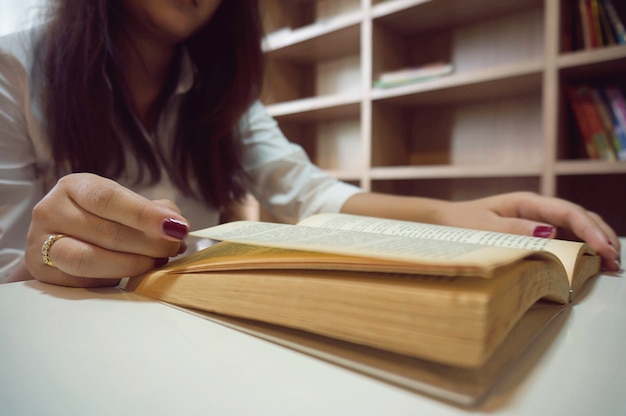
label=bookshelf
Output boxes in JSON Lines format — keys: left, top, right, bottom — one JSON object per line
{"left": 258, "top": 0, "right": 626, "bottom": 234}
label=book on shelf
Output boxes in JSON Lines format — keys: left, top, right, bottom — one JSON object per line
{"left": 592, "top": 87, "right": 626, "bottom": 160}
{"left": 602, "top": 86, "right": 626, "bottom": 160}
{"left": 566, "top": 85, "right": 619, "bottom": 160}
{"left": 571, "top": 0, "right": 625, "bottom": 50}
{"left": 373, "top": 62, "right": 453, "bottom": 89}
{"left": 127, "top": 213, "right": 600, "bottom": 373}
{"left": 598, "top": 0, "right": 618, "bottom": 45}
{"left": 579, "top": 0, "right": 598, "bottom": 48}
{"left": 601, "top": 0, "right": 626, "bottom": 44}
{"left": 590, "top": 0, "right": 604, "bottom": 46}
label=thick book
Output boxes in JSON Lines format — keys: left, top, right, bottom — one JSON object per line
{"left": 127, "top": 213, "right": 600, "bottom": 371}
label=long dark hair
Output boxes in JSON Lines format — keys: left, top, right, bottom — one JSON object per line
{"left": 35, "top": 0, "right": 264, "bottom": 209}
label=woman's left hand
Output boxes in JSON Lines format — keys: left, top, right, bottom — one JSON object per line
{"left": 342, "top": 191, "right": 621, "bottom": 271}
{"left": 435, "top": 192, "right": 621, "bottom": 271}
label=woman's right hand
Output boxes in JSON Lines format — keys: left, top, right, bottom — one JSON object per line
{"left": 24, "top": 173, "right": 189, "bottom": 287}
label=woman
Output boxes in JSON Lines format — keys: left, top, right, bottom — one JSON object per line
{"left": 0, "top": 0, "right": 620, "bottom": 288}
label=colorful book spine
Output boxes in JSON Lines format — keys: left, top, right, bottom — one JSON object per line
{"left": 590, "top": 88, "right": 626, "bottom": 160}
{"left": 579, "top": 0, "right": 596, "bottom": 48}
{"left": 567, "top": 85, "right": 616, "bottom": 161}
{"left": 590, "top": 0, "right": 605, "bottom": 46}
{"left": 602, "top": 86, "right": 626, "bottom": 160}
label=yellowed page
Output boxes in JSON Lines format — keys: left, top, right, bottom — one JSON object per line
{"left": 163, "top": 242, "right": 479, "bottom": 276}
{"left": 298, "top": 213, "right": 594, "bottom": 284}
{"left": 191, "top": 220, "right": 546, "bottom": 278}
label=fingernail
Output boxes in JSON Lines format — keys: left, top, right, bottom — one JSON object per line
{"left": 154, "top": 257, "right": 169, "bottom": 268}
{"left": 533, "top": 225, "right": 554, "bottom": 238}
{"left": 162, "top": 218, "right": 188, "bottom": 240}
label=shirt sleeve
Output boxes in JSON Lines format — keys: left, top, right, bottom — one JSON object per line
{"left": 240, "top": 101, "right": 363, "bottom": 224}
{"left": 0, "top": 33, "right": 46, "bottom": 282}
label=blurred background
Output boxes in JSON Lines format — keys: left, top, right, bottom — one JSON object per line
{"left": 1, "top": 0, "right": 47, "bottom": 36}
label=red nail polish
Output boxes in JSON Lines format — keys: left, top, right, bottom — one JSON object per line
{"left": 162, "top": 218, "right": 188, "bottom": 240}
{"left": 533, "top": 226, "right": 554, "bottom": 238}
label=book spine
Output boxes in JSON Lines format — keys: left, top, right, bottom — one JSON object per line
{"left": 566, "top": 85, "right": 616, "bottom": 160}
{"left": 590, "top": 0, "right": 605, "bottom": 46}
{"left": 598, "top": 0, "right": 617, "bottom": 45}
{"left": 582, "top": 0, "right": 600, "bottom": 47}
{"left": 579, "top": 0, "right": 593, "bottom": 48}
{"left": 591, "top": 88, "right": 624, "bottom": 160}
{"left": 572, "top": 0, "right": 585, "bottom": 50}
{"left": 603, "top": 86, "right": 626, "bottom": 160}
{"left": 601, "top": 0, "right": 626, "bottom": 44}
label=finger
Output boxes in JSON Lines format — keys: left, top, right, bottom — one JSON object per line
{"left": 32, "top": 194, "right": 183, "bottom": 259}
{"left": 38, "top": 235, "right": 165, "bottom": 279}
{"left": 587, "top": 211, "right": 621, "bottom": 251}
{"left": 57, "top": 174, "right": 189, "bottom": 241}
{"left": 490, "top": 193, "right": 621, "bottom": 270}
{"left": 153, "top": 199, "right": 183, "bottom": 215}
{"left": 482, "top": 216, "right": 557, "bottom": 239}
{"left": 517, "top": 197, "right": 618, "bottom": 257}
{"left": 35, "top": 270, "right": 122, "bottom": 288}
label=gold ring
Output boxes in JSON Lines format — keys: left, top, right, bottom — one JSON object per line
{"left": 41, "top": 234, "right": 66, "bottom": 267}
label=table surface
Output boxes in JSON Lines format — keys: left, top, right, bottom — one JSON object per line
{"left": 1, "top": 242, "right": 624, "bottom": 416}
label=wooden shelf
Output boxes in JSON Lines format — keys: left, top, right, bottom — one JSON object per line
{"left": 558, "top": 45, "right": 626, "bottom": 80}
{"left": 369, "top": 164, "right": 543, "bottom": 180}
{"left": 554, "top": 160, "right": 626, "bottom": 176}
{"left": 371, "top": 0, "right": 543, "bottom": 33}
{"left": 266, "top": 93, "right": 361, "bottom": 121}
{"left": 264, "top": 11, "right": 362, "bottom": 62}
{"left": 371, "top": 61, "right": 543, "bottom": 105}
{"left": 260, "top": 0, "right": 626, "bottom": 234}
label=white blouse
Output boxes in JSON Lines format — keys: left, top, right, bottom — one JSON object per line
{"left": 0, "top": 29, "right": 362, "bottom": 281}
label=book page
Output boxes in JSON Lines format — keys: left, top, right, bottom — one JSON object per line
{"left": 191, "top": 221, "right": 545, "bottom": 278}
{"left": 162, "top": 241, "right": 466, "bottom": 275}
{"left": 298, "top": 213, "right": 594, "bottom": 284}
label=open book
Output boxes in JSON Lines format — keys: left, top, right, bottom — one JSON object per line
{"left": 126, "top": 213, "right": 600, "bottom": 371}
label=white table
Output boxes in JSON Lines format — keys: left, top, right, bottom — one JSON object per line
{"left": 1, "top": 243, "right": 625, "bottom": 416}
